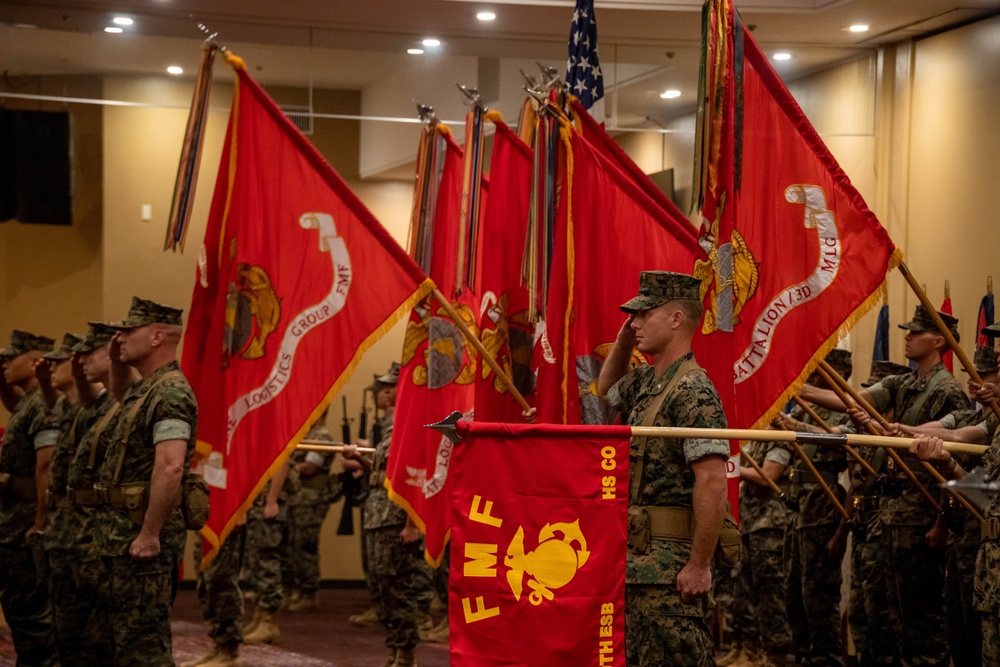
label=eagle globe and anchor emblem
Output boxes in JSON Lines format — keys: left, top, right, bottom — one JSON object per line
{"left": 505, "top": 519, "right": 591, "bottom": 606}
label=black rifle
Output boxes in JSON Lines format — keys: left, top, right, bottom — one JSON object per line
{"left": 336, "top": 396, "right": 357, "bottom": 535}
{"left": 358, "top": 387, "right": 370, "bottom": 441}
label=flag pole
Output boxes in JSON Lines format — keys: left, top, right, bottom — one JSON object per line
{"left": 297, "top": 441, "right": 375, "bottom": 454}
{"left": 776, "top": 424, "right": 852, "bottom": 522}
{"left": 898, "top": 261, "right": 1000, "bottom": 422}
{"left": 622, "top": 426, "right": 985, "bottom": 456}
{"left": 432, "top": 289, "right": 532, "bottom": 413}
{"left": 815, "top": 362, "right": 941, "bottom": 513}
{"left": 815, "top": 362, "right": 990, "bottom": 525}
{"left": 738, "top": 444, "right": 787, "bottom": 499}
{"left": 792, "top": 396, "right": 878, "bottom": 478}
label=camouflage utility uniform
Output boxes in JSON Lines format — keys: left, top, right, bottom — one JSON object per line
{"left": 48, "top": 389, "right": 118, "bottom": 666}
{"left": 242, "top": 462, "right": 295, "bottom": 614}
{"left": 285, "top": 419, "right": 338, "bottom": 600}
{"left": 847, "top": 440, "right": 896, "bottom": 667}
{"left": 940, "top": 409, "right": 994, "bottom": 667}
{"left": 94, "top": 360, "right": 197, "bottom": 667}
{"left": 975, "top": 426, "right": 1000, "bottom": 664}
{"left": 0, "top": 387, "right": 60, "bottom": 666}
{"left": 731, "top": 440, "right": 792, "bottom": 663}
{"left": 193, "top": 523, "right": 247, "bottom": 650}
{"left": 777, "top": 404, "right": 850, "bottom": 667}
{"left": 608, "top": 351, "right": 729, "bottom": 667}
{"left": 364, "top": 417, "right": 433, "bottom": 654}
{"left": 867, "top": 364, "right": 969, "bottom": 667}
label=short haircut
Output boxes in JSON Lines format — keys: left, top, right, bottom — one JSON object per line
{"left": 671, "top": 299, "right": 703, "bottom": 330}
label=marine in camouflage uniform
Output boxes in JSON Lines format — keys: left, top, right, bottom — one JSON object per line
{"left": 284, "top": 413, "right": 339, "bottom": 609}
{"left": 44, "top": 328, "right": 118, "bottom": 667}
{"left": 728, "top": 439, "right": 792, "bottom": 666}
{"left": 93, "top": 298, "right": 198, "bottom": 667}
{"left": 860, "top": 307, "right": 968, "bottom": 667}
{"left": 601, "top": 272, "right": 730, "bottom": 667}
{"left": 0, "top": 330, "right": 59, "bottom": 667}
{"left": 848, "top": 360, "right": 909, "bottom": 667}
{"left": 776, "top": 353, "right": 853, "bottom": 667}
{"left": 185, "top": 523, "right": 247, "bottom": 666}
{"left": 973, "top": 422, "right": 1000, "bottom": 665}
{"left": 241, "top": 457, "right": 295, "bottom": 644}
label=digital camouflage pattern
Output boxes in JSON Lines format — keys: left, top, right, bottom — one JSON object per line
{"left": 243, "top": 469, "right": 293, "bottom": 614}
{"left": 107, "top": 549, "right": 179, "bottom": 667}
{"left": 95, "top": 361, "right": 197, "bottom": 557}
{"left": 778, "top": 403, "right": 850, "bottom": 528}
{"left": 0, "top": 388, "right": 60, "bottom": 541}
{"left": 367, "top": 526, "right": 432, "bottom": 650}
{"left": 194, "top": 523, "right": 247, "bottom": 647}
{"left": 975, "top": 427, "right": 1000, "bottom": 664}
{"left": 286, "top": 419, "right": 338, "bottom": 596}
{"left": 0, "top": 387, "right": 59, "bottom": 666}
{"left": 364, "top": 419, "right": 407, "bottom": 529}
{"left": 107, "top": 296, "right": 184, "bottom": 329}
{"left": 47, "top": 391, "right": 116, "bottom": 667}
{"left": 730, "top": 440, "right": 791, "bottom": 657}
{"left": 847, "top": 441, "right": 894, "bottom": 667}
{"left": 93, "top": 361, "right": 196, "bottom": 667}
{"left": 869, "top": 363, "right": 967, "bottom": 667}
{"left": 619, "top": 271, "right": 702, "bottom": 313}
{"left": 867, "top": 363, "right": 969, "bottom": 526}
{"left": 43, "top": 395, "right": 82, "bottom": 547}
{"left": 608, "top": 351, "right": 728, "bottom": 667}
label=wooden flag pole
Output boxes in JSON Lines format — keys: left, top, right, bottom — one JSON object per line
{"left": 738, "top": 443, "right": 787, "bottom": 499}
{"left": 777, "top": 425, "right": 852, "bottom": 522}
{"left": 899, "top": 261, "right": 1000, "bottom": 422}
{"left": 815, "top": 362, "right": 943, "bottom": 514}
{"left": 297, "top": 441, "right": 375, "bottom": 454}
{"left": 620, "top": 425, "right": 985, "bottom": 455}
{"left": 432, "top": 289, "right": 532, "bottom": 413}
{"left": 816, "top": 362, "right": 984, "bottom": 523}
{"left": 792, "top": 396, "right": 879, "bottom": 478}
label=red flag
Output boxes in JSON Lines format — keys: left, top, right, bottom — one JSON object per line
{"left": 475, "top": 118, "right": 535, "bottom": 422}
{"left": 387, "top": 127, "right": 485, "bottom": 565}
{"left": 182, "top": 56, "right": 433, "bottom": 566}
{"left": 450, "top": 421, "right": 628, "bottom": 667}
{"left": 534, "top": 127, "right": 700, "bottom": 426}
{"left": 695, "top": 1, "right": 901, "bottom": 431}
{"left": 978, "top": 292, "right": 995, "bottom": 348}
{"left": 940, "top": 297, "right": 954, "bottom": 372}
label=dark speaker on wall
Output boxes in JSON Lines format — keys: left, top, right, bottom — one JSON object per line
{"left": 0, "top": 109, "right": 72, "bottom": 226}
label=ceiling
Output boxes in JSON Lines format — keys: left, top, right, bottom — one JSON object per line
{"left": 2, "top": 1, "right": 999, "bottom": 152}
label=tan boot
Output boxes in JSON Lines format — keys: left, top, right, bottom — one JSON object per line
{"left": 717, "top": 642, "right": 744, "bottom": 667}
{"left": 242, "top": 607, "right": 261, "bottom": 635}
{"left": 392, "top": 647, "right": 417, "bottom": 667}
{"left": 381, "top": 649, "right": 398, "bottom": 667}
{"left": 733, "top": 644, "right": 763, "bottom": 667}
{"left": 198, "top": 642, "right": 239, "bottom": 667}
{"left": 180, "top": 645, "right": 219, "bottom": 667}
{"left": 287, "top": 591, "right": 319, "bottom": 612}
{"left": 243, "top": 611, "right": 280, "bottom": 645}
{"left": 421, "top": 616, "right": 449, "bottom": 644}
{"left": 349, "top": 606, "right": 380, "bottom": 627}
{"left": 758, "top": 651, "right": 786, "bottom": 667}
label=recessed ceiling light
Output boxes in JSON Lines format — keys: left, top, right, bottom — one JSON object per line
{"left": 773, "top": 52, "right": 791, "bottom": 61}
{"left": 407, "top": 48, "right": 425, "bottom": 55}
{"left": 660, "top": 90, "right": 681, "bottom": 99}
{"left": 167, "top": 66, "right": 183, "bottom": 75}
{"left": 12, "top": 23, "right": 37, "bottom": 29}
{"left": 422, "top": 38, "right": 441, "bottom": 47}
{"left": 477, "top": 11, "right": 496, "bottom": 21}
{"left": 104, "top": 26, "right": 123, "bottom": 33}
{"left": 849, "top": 24, "right": 869, "bottom": 33}
{"left": 113, "top": 17, "right": 133, "bottom": 25}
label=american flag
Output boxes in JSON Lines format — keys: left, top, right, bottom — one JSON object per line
{"left": 566, "top": 0, "right": 605, "bottom": 122}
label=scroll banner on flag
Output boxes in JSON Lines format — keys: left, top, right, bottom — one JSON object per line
{"left": 475, "top": 119, "right": 536, "bottom": 422}
{"left": 450, "top": 421, "right": 628, "bottom": 667}
{"left": 697, "top": 0, "right": 902, "bottom": 432}
{"left": 388, "top": 127, "right": 486, "bottom": 566}
{"left": 181, "top": 56, "right": 433, "bottom": 566}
